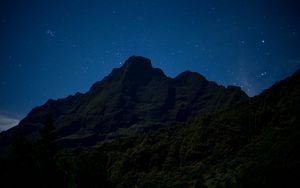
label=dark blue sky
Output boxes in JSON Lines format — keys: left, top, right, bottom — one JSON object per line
{"left": 1, "top": 0, "right": 300, "bottom": 123}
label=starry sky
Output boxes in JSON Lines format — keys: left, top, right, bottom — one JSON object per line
{"left": 1, "top": 0, "right": 300, "bottom": 129}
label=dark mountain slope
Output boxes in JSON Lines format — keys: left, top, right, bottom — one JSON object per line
{"left": 87, "top": 69, "right": 300, "bottom": 187}
{"left": 0, "top": 56, "right": 248, "bottom": 147}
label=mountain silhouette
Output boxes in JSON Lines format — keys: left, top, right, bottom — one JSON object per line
{"left": 0, "top": 56, "right": 248, "bottom": 148}
{"left": 0, "top": 57, "right": 299, "bottom": 188}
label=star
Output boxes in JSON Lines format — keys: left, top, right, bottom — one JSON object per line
{"left": 261, "top": 72, "right": 267, "bottom": 76}
{"left": 45, "top": 29, "right": 55, "bottom": 37}
{"left": 261, "top": 40, "right": 265, "bottom": 43}
{"left": 256, "top": 71, "right": 267, "bottom": 79}
{"left": 239, "top": 40, "right": 246, "bottom": 46}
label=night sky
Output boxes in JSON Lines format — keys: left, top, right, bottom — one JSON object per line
{"left": 1, "top": 0, "right": 300, "bottom": 129}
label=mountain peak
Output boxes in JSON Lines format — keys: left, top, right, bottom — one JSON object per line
{"left": 122, "top": 56, "right": 152, "bottom": 70}
{"left": 174, "top": 70, "right": 208, "bottom": 86}
{"left": 89, "top": 56, "right": 164, "bottom": 92}
{"left": 117, "top": 56, "right": 166, "bottom": 83}
{"left": 175, "top": 70, "right": 207, "bottom": 80}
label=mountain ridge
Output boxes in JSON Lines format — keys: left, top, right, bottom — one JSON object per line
{"left": 0, "top": 56, "right": 248, "bottom": 148}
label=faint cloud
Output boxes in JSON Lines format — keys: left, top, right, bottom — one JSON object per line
{"left": 0, "top": 114, "right": 19, "bottom": 132}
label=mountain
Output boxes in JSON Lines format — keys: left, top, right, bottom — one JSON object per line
{"left": 0, "top": 56, "right": 248, "bottom": 148}
{"left": 0, "top": 57, "right": 299, "bottom": 188}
